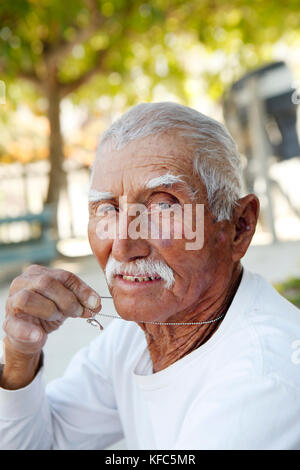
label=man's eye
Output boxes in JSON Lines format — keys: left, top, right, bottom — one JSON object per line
{"left": 96, "top": 204, "right": 117, "bottom": 216}
{"left": 148, "top": 192, "right": 179, "bottom": 211}
{"left": 150, "top": 201, "right": 173, "bottom": 212}
{"left": 158, "top": 202, "right": 172, "bottom": 210}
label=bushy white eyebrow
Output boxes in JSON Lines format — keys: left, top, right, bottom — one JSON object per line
{"left": 145, "top": 173, "right": 184, "bottom": 189}
{"left": 88, "top": 189, "right": 115, "bottom": 202}
{"left": 88, "top": 174, "right": 196, "bottom": 203}
{"left": 145, "top": 173, "right": 196, "bottom": 199}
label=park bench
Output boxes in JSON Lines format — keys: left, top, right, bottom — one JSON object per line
{"left": 0, "top": 205, "right": 57, "bottom": 267}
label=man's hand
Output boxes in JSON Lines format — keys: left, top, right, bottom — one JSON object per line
{"left": 1, "top": 264, "right": 102, "bottom": 389}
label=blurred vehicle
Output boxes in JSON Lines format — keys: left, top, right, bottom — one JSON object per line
{"left": 223, "top": 61, "right": 300, "bottom": 241}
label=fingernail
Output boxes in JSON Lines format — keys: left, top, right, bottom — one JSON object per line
{"left": 49, "top": 312, "right": 64, "bottom": 322}
{"left": 84, "top": 309, "right": 96, "bottom": 318}
{"left": 30, "top": 330, "right": 41, "bottom": 342}
{"left": 75, "top": 305, "right": 84, "bottom": 317}
{"left": 87, "top": 294, "right": 99, "bottom": 310}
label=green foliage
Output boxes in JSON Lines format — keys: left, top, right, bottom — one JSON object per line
{"left": 0, "top": 0, "right": 300, "bottom": 162}
{"left": 275, "top": 277, "right": 300, "bottom": 308}
{"left": 0, "top": 1, "right": 188, "bottom": 108}
{"left": 1, "top": 0, "right": 300, "bottom": 101}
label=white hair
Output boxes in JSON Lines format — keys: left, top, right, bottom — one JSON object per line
{"left": 145, "top": 173, "right": 184, "bottom": 189}
{"left": 88, "top": 189, "right": 115, "bottom": 202}
{"left": 105, "top": 255, "right": 175, "bottom": 289}
{"left": 95, "top": 102, "right": 242, "bottom": 221}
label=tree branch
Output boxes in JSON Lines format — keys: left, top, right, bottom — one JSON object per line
{"left": 19, "top": 70, "right": 44, "bottom": 92}
{"left": 59, "top": 50, "right": 107, "bottom": 97}
{"left": 45, "top": 24, "right": 101, "bottom": 67}
{"left": 19, "top": 70, "right": 38, "bottom": 83}
{"left": 44, "top": 0, "right": 105, "bottom": 66}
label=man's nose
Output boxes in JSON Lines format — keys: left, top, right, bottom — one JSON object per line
{"left": 111, "top": 209, "right": 151, "bottom": 262}
{"left": 111, "top": 237, "right": 151, "bottom": 263}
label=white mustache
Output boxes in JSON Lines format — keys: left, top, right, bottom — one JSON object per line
{"left": 105, "top": 256, "right": 175, "bottom": 289}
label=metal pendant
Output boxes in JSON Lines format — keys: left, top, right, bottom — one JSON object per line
{"left": 86, "top": 318, "right": 104, "bottom": 331}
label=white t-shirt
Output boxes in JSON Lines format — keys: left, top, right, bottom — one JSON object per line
{"left": 1, "top": 268, "right": 300, "bottom": 450}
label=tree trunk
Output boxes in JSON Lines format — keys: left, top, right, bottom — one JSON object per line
{"left": 45, "top": 73, "right": 67, "bottom": 234}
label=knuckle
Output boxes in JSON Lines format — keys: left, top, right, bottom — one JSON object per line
{"left": 35, "top": 273, "right": 54, "bottom": 291}
{"left": 15, "top": 288, "right": 31, "bottom": 310}
{"left": 7, "top": 289, "right": 31, "bottom": 314}
{"left": 9, "top": 277, "right": 18, "bottom": 295}
{"left": 62, "top": 270, "right": 78, "bottom": 289}
{"left": 5, "top": 296, "right": 18, "bottom": 316}
{"left": 26, "top": 264, "right": 43, "bottom": 275}
{"left": 54, "top": 268, "right": 71, "bottom": 282}
{"left": 5, "top": 297, "right": 13, "bottom": 315}
{"left": 9, "top": 275, "right": 25, "bottom": 295}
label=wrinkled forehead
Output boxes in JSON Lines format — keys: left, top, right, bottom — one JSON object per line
{"left": 91, "top": 131, "right": 196, "bottom": 185}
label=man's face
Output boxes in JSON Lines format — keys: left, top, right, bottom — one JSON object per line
{"left": 88, "top": 131, "right": 234, "bottom": 323}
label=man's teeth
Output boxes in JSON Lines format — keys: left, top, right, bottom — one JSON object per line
{"left": 121, "top": 275, "right": 160, "bottom": 282}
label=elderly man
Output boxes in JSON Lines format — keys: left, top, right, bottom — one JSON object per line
{"left": 0, "top": 102, "right": 300, "bottom": 450}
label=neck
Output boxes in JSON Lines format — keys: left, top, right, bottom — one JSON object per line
{"left": 140, "top": 264, "right": 243, "bottom": 373}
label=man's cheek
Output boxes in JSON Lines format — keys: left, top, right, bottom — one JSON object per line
{"left": 149, "top": 211, "right": 183, "bottom": 241}
{"left": 87, "top": 221, "right": 96, "bottom": 250}
{"left": 155, "top": 237, "right": 173, "bottom": 249}
{"left": 212, "top": 229, "right": 231, "bottom": 253}
{"left": 216, "top": 231, "right": 227, "bottom": 245}
{"left": 88, "top": 222, "right": 111, "bottom": 269}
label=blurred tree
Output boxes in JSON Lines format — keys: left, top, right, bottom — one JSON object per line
{"left": 3, "top": 2, "right": 121, "bottom": 209}
{"left": 0, "top": 0, "right": 186, "bottom": 219}
{"left": 0, "top": 0, "right": 299, "bottom": 221}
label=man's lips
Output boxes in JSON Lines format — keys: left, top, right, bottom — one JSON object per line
{"left": 114, "top": 274, "right": 162, "bottom": 283}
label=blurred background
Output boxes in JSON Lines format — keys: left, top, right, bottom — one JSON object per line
{"left": 0, "top": 0, "right": 300, "bottom": 403}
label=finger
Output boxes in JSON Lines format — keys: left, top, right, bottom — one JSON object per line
{"left": 50, "top": 268, "right": 102, "bottom": 312}
{"left": 10, "top": 273, "right": 85, "bottom": 318}
{"left": 10, "top": 265, "right": 102, "bottom": 317}
{"left": 6, "top": 289, "right": 65, "bottom": 322}
{"left": 3, "top": 315, "right": 46, "bottom": 354}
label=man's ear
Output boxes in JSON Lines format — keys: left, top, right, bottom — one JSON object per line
{"left": 231, "top": 194, "right": 260, "bottom": 262}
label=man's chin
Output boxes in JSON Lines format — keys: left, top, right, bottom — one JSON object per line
{"left": 113, "top": 301, "right": 171, "bottom": 325}
{"left": 108, "top": 282, "right": 175, "bottom": 324}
